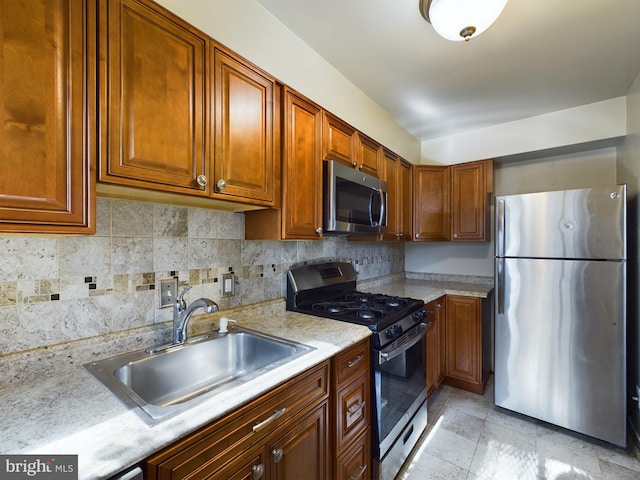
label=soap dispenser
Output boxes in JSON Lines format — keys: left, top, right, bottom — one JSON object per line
{"left": 218, "top": 317, "right": 237, "bottom": 334}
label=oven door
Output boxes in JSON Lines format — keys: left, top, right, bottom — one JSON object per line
{"left": 373, "top": 322, "right": 428, "bottom": 459}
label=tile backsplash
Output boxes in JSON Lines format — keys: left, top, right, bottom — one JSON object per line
{"left": 0, "top": 197, "right": 404, "bottom": 356}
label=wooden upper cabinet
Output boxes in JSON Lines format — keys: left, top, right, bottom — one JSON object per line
{"left": 356, "top": 133, "right": 382, "bottom": 177}
{"left": 323, "top": 111, "right": 357, "bottom": 167}
{"left": 0, "top": 0, "right": 95, "bottom": 233}
{"left": 413, "top": 166, "right": 450, "bottom": 241}
{"left": 98, "top": 0, "right": 208, "bottom": 195}
{"left": 398, "top": 159, "right": 413, "bottom": 240}
{"left": 414, "top": 159, "right": 493, "bottom": 242}
{"left": 244, "top": 88, "right": 322, "bottom": 240}
{"left": 451, "top": 159, "right": 493, "bottom": 241}
{"left": 382, "top": 150, "right": 411, "bottom": 241}
{"left": 382, "top": 150, "right": 399, "bottom": 240}
{"left": 281, "top": 89, "right": 323, "bottom": 238}
{"left": 212, "top": 46, "right": 279, "bottom": 206}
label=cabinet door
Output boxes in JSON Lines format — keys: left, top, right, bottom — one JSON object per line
{"left": 356, "top": 133, "right": 381, "bottom": 177}
{"left": 398, "top": 159, "right": 413, "bottom": 240}
{"left": 413, "top": 166, "right": 450, "bottom": 241}
{"left": 206, "top": 445, "right": 267, "bottom": 480}
{"left": 336, "top": 373, "right": 370, "bottom": 452}
{"left": 323, "top": 112, "right": 357, "bottom": 167}
{"left": 445, "top": 295, "right": 481, "bottom": 385}
{"left": 213, "top": 46, "right": 278, "bottom": 205}
{"left": 0, "top": 0, "right": 94, "bottom": 233}
{"left": 425, "top": 297, "right": 445, "bottom": 398}
{"left": 382, "top": 150, "right": 399, "bottom": 239}
{"left": 282, "top": 89, "right": 323, "bottom": 239}
{"left": 451, "top": 160, "right": 490, "bottom": 241}
{"left": 99, "top": 0, "right": 208, "bottom": 195}
{"left": 336, "top": 427, "right": 371, "bottom": 480}
{"left": 268, "top": 403, "right": 329, "bottom": 480}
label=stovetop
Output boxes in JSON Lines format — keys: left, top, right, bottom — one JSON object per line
{"left": 302, "top": 292, "right": 424, "bottom": 332}
{"left": 286, "top": 262, "right": 427, "bottom": 348}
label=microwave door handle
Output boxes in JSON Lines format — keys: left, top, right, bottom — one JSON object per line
{"left": 378, "top": 189, "right": 386, "bottom": 227}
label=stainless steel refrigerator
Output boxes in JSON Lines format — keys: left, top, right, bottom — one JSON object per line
{"left": 494, "top": 184, "right": 627, "bottom": 447}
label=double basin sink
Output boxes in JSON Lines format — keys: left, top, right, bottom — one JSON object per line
{"left": 84, "top": 327, "right": 314, "bottom": 423}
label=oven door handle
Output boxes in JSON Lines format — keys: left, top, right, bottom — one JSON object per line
{"left": 378, "top": 323, "right": 428, "bottom": 364}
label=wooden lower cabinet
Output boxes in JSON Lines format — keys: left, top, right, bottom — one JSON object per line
{"left": 144, "top": 361, "right": 329, "bottom": 480}
{"left": 425, "top": 297, "right": 445, "bottom": 399}
{"left": 332, "top": 339, "right": 371, "bottom": 480}
{"left": 336, "top": 427, "right": 371, "bottom": 480}
{"left": 443, "top": 295, "right": 490, "bottom": 395}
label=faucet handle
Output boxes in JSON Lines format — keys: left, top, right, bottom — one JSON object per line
{"left": 176, "top": 285, "right": 191, "bottom": 310}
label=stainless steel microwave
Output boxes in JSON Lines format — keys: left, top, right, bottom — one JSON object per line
{"left": 323, "top": 160, "right": 387, "bottom": 235}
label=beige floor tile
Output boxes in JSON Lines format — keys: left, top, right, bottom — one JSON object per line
{"left": 423, "top": 422, "right": 478, "bottom": 470}
{"left": 485, "top": 407, "right": 539, "bottom": 437}
{"left": 598, "top": 458, "right": 640, "bottom": 480}
{"left": 478, "top": 420, "right": 537, "bottom": 452}
{"left": 435, "top": 404, "right": 487, "bottom": 442}
{"left": 469, "top": 440, "right": 540, "bottom": 480}
{"left": 444, "top": 390, "right": 492, "bottom": 421}
{"left": 400, "top": 451, "right": 469, "bottom": 480}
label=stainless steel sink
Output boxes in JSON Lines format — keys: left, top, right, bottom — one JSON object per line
{"left": 84, "top": 327, "right": 314, "bottom": 423}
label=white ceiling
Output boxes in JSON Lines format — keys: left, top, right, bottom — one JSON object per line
{"left": 255, "top": 0, "right": 640, "bottom": 141}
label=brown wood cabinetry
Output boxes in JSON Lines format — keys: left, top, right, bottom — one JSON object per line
{"left": 245, "top": 88, "right": 323, "bottom": 240}
{"left": 145, "top": 361, "right": 329, "bottom": 480}
{"left": 356, "top": 133, "right": 382, "bottom": 177}
{"left": 323, "top": 111, "right": 357, "bottom": 167}
{"left": 413, "top": 159, "right": 492, "bottom": 242}
{"left": 425, "top": 297, "right": 445, "bottom": 399}
{"left": 450, "top": 160, "right": 492, "bottom": 241}
{"left": 0, "top": 0, "right": 95, "bottom": 233}
{"left": 413, "top": 166, "right": 450, "bottom": 241}
{"left": 99, "top": 0, "right": 279, "bottom": 207}
{"left": 383, "top": 150, "right": 412, "bottom": 241}
{"left": 383, "top": 149, "right": 413, "bottom": 241}
{"left": 212, "top": 46, "right": 279, "bottom": 205}
{"left": 443, "top": 295, "right": 490, "bottom": 395}
{"left": 98, "top": 0, "right": 208, "bottom": 196}
{"left": 332, "top": 339, "right": 371, "bottom": 480}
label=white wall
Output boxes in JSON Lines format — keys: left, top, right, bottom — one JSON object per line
{"left": 153, "top": 0, "right": 421, "bottom": 162}
{"left": 420, "top": 98, "right": 627, "bottom": 165}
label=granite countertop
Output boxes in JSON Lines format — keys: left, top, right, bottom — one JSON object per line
{"left": 0, "top": 277, "right": 492, "bottom": 479}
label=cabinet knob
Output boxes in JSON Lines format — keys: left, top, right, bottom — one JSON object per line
{"left": 196, "top": 175, "right": 208, "bottom": 188}
{"left": 252, "top": 464, "right": 265, "bottom": 480}
{"left": 216, "top": 179, "right": 227, "bottom": 190}
{"left": 415, "top": 233, "right": 421, "bottom": 239}
{"left": 453, "top": 233, "right": 458, "bottom": 239}
{"left": 351, "top": 161, "right": 357, "bottom": 168}
{"left": 358, "top": 164, "right": 364, "bottom": 171}
{"left": 315, "top": 227, "right": 323, "bottom": 235}
{"left": 271, "top": 448, "right": 284, "bottom": 463}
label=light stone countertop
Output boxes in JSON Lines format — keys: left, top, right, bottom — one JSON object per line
{"left": 0, "top": 277, "right": 492, "bottom": 479}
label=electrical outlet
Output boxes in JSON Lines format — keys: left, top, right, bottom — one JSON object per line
{"left": 222, "top": 272, "right": 235, "bottom": 298}
{"left": 159, "top": 278, "right": 178, "bottom": 308}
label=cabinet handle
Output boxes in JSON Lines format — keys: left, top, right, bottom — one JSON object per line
{"left": 315, "top": 227, "right": 323, "bottom": 235}
{"left": 346, "top": 354, "right": 364, "bottom": 368}
{"left": 196, "top": 174, "right": 208, "bottom": 188}
{"left": 252, "top": 464, "right": 265, "bottom": 480}
{"left": 271, "top": 448, "right": 284, "bottom": 463}
{"left": 216, "top": 179, "right": 227, "bottom": 190}
{"left": 252, "top": 407, "right": 286, "bottom": 433}
{"left": 347, "top": 401, "right": 366, "bottom": 416}
{"left": 349, "top": 464, "right": 367, "bottom": 480}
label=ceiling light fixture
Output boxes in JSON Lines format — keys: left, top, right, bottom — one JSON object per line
{"left": 419, "top": 0, "right": 508, "bottom": 42}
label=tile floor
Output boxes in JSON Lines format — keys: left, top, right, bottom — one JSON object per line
{"left": 398, "top": 378, "right": 640, "bottom": 479}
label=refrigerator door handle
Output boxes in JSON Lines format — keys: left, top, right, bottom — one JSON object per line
{"left": 497, "top": 199, "right": 506, "bottom": 257}
{"left": 497, "top": 257, "right": 505, "bottom": 314}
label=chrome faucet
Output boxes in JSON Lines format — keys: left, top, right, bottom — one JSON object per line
{"left": 173, "top": 286, "right": 219, "bottom": 344}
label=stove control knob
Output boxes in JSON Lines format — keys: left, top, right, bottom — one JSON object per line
{"left": 412, "top": 309, "right": 426, "bottom": 322}
{"left": 385, "top": 328, "right": 394, "bottom": 340}
{"left": 396, "top": 325, "right": 403, "bottom": 336}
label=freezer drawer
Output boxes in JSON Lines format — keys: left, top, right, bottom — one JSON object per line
{"left": 494, "top": 257, "right": 626, "bottom": 446}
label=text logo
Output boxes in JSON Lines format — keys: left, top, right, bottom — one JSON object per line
{"left": 1, "top": 455, "right": 78, "bottom": 480}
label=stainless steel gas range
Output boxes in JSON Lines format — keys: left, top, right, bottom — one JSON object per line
{"left": 287, "top": 262, "right": 429, "bottom": 480}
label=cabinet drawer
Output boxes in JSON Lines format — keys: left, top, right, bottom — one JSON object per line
{"left": 334, "top": 340, "right": 370, "bottom": 386}
{"left": 336, "top": 372, "right": 370, "bottom": 453}
{"left": 145, "top": 361, "right": 329, "bottom": 480}
{"left": 336, "top": 427, "right": 371, "bottom": 480}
